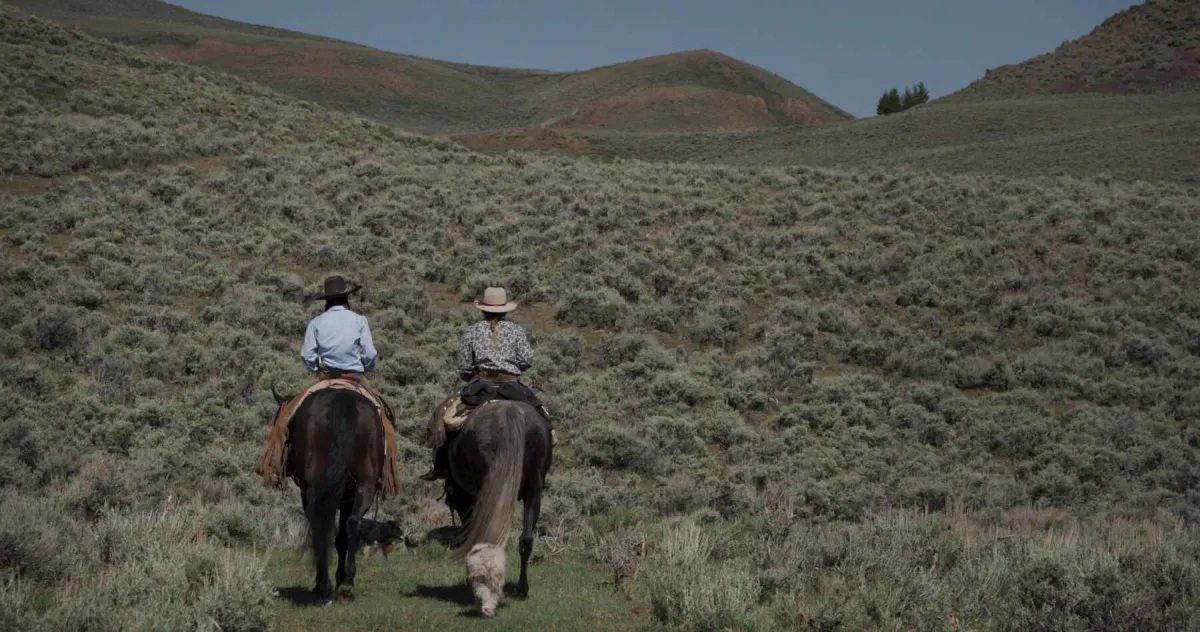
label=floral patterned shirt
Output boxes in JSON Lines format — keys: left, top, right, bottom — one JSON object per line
{"left": 457, "top": 320, "right": 533, "bottom": 377}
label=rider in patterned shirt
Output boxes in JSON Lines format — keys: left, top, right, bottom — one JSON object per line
{"left": 456, "top": 314, "right": 533, "bottom": 380}
{"left": 419, "top": 286, "right": 545, "bottom": 482}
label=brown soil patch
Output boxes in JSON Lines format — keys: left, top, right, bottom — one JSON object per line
{"left": 451, "top": 128, "right": 597, "bottom": 156}
{"left": 952, "top": 0, "right": 1200, "bottom": 100}
{"left": 424, "top": 283, "right": 701, "bottom": 354}
{"left": 782, "top": 97, "right": 844, "bottom": 125}
{"left": 153, "top": 39, "right": 281, "bottom": 69}
{"left": 550, "top": 87, "right": 776, "bottom": 133}
{"left": 180, "top": 154, "right": 233, "bottom": 173}
{"left": 47, "top": 233, "right": 73, "bottom": 253}
{"left": 154, "top": 40, "right": 416, "bottom": 94}
{"left": 0, "top": 175, "right": 56, "bottom": 197}
{"left": 0, "top": 155, "right": 232, "bottom": 198}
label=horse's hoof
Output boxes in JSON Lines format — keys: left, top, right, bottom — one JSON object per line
{"left": 480, "top": 606, "right": 496, "bottom": 618}
{"left": 337, "top": 584, "right": 355, "bottom": 601}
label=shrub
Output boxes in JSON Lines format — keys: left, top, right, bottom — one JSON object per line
{"left": 555, "top": 287, "right": 628, "bottom": 328}
{"left": 45, "top": 508, "right": 273, "bottom": 632}
{"left": 31, "top": 308, "right": 79, "bottom": 351}
{"left": 0, "top": 493, "right": 86, "bottom": 584}
{"left": 643, "top": 520, "right": 768, "bottom": 631}
{"left": 576, "top": 424, "right": 655, "bottom": 471}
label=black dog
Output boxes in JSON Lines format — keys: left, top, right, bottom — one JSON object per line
{"left": 358, "top": 518, "right": 407, "bottom": 558}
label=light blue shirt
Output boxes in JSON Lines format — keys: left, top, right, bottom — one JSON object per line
{"left": 301, "top": 306, "right": 377, "bottom": 373}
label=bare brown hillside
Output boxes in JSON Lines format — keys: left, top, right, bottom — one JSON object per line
{"left": 951, "top": 0, "right": 1200, "bottom": 100}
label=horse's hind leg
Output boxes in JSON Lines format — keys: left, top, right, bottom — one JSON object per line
{"left": 305, "top": 487, "right": 335, "bottom": 600}
{"left": 516, "top": 493, "right": 542, "bottom": 599}
{"left": 336, "top": 484, "right": 375, "bottom": 599}
{"left": 334, "top": 494, "right": 352, "bottom": 594}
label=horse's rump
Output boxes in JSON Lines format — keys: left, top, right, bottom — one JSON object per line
{"left": 445, "top": 399, "right": 554, "bottom": 615}
{"left": 449, "top": 401, "right": 551, "bottom": 556}
{"left": 257, "top": 378, "right": 401, "bottom": 498}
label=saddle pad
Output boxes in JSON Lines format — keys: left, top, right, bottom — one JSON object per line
{"left": 279, "top": 379, "right": 385, "bottom": 427}
{"left": 442, "top": 396, "right": 474, "bottom": 430}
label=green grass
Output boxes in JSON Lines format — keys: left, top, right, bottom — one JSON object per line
{"left": 267, "top": 546, "right": 650, "bottom": 631}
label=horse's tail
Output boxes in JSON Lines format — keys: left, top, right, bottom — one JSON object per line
{"left": 454, "top": 405, "right": 525, "bottom": 559}
{"left": 305, "top": 392, "right": 359, "bottom": 554}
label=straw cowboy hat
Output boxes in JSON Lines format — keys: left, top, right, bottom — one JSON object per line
{"left": 307, "top": 275, "right": 362, "bottom": 302}
{"left": 474, "top": 287, "right": 517, "bottom": 313}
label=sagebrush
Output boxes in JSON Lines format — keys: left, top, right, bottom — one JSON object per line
{"left": 2, "top": 5, "right": 1199, "bottom": 630}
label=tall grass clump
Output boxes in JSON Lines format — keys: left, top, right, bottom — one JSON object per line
{"left": 0, "top": 493, "right": 274, "bottom": 632}
{"left": 643, "top": 520, "right": 769, "bottom": 631}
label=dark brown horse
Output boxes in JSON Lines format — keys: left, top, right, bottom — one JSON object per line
{"left": 272, "top": 387, "right": 385, "bottom": 601}
{"left": 442, "top": 400, "right": 552, "bottom": 616}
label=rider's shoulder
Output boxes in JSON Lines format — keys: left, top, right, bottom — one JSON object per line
{"left": 311, "top": 307, "right": 362, "bottom": 322}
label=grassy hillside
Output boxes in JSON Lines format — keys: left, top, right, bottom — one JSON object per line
{"left": 552, "top": 91, "right": 1200, "bottom": 183}
{"left": 454, "top": 1, "right": 1200, "bottom": 183}
{"left": 949, "top": 0, "right": 1200, "bottom": 100}
{"left": 3, "top": 5, "right": 1200, "bottom": 631}
{"left": 9, "top": 0, "right": 852, "bottom": 135}
{"left": 22, "top": 0, "right": 1195, "bottom": 187}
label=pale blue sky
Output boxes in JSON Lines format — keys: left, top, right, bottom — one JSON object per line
{"left": 171, "top": 0, "right": 1140, "bottom": 118}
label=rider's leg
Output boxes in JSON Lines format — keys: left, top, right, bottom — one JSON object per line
{"left": 418, "top": 443, "right": 450, "bottom": 481}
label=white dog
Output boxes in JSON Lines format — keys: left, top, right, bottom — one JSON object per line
{"left": 465, "top": 543, "right": 506, "bottom": 617}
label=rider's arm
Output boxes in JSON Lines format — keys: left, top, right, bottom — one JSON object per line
{"left": 457, "top": 328, "right": 475, "bottom": 380}
{"left": 301, "top": 320, "right": 320, "bottom": 373}
{"left": 360, "top": 316, "right": 377, "bottom": 372}
{"left": 514, "top": 326, "right": 533, "bottom": 371}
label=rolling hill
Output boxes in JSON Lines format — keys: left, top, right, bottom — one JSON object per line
{"left": 576, "top": 91, "right": 1200, "bottom": 183}
{"left": 18, "top": 0, "right": 1196, "bottom": 185}
{"left": 479, "top": 0, "right": 1198, "bottom": 183}
{"left": 9, "top": 0, "right": 852, "bottom": 135}
{"left": 3, "top": 3, "right": 1200, "bottom": 630}
{"left": 948, "top": 0, "right": 1200, "bottom": 101}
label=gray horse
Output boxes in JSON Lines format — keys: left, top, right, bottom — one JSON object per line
{"left": 438, "top": 400, "right": 552, "bottom": 616}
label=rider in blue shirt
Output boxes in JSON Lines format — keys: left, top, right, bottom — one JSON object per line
{"left": 301, "top": 276, "right": 377, "bottom": 378}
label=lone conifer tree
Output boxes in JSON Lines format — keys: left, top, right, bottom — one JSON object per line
{"left": 876, "top": 88, "right": 903, "bottom": 116}
{"left": 913, "top": 82, "right": 930, "bottom": 104}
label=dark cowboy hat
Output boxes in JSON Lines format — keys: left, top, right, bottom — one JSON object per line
{"left": 306, "top": 275, "right": 362, "bottom": 302}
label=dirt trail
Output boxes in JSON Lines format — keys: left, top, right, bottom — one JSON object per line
{"left": 0, "top": 155, "right": 232, "bottom": 197}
